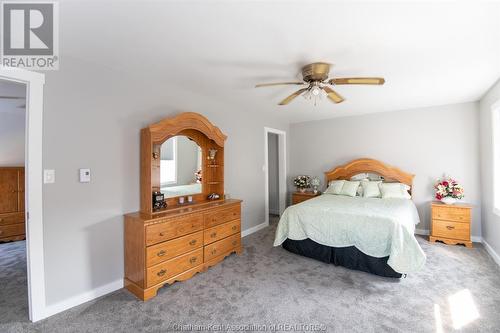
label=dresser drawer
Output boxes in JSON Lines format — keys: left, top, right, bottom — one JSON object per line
{"left": 432, "top": 207, "right": 470, "bottom": 223}
{"left": 432, "top": 220, "right": 470, "bottom": 241}
{"left": 204, "top": 233, "right": 240, "bottom": 261}
{"left": 146, "top": 214, "right": 203, "bottom": 246}
{"left": 204, "top": 205, "right": 240, "bottom": 228}
{"left": 0, "top": 212, "right": 24, "bottom": 226}
{"left": 0, "top": 223, "right": 25, "bottom": 238}
{"left": 204, "top": 219, "right": 240, "bottom": 245}
{"left": 146, "top": 248, "right": 203, "bottom": 287}
{"left": 146, "top": 231, "right": 203, "bottom": 267}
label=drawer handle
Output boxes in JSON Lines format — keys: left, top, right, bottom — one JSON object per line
{"left": 159, "top": 232, "right": 165, "bottom": 237}
{"left": 157, "top": 269, "right": 167, "bottom": 277}
{"left": 157, "top": 250, "right": 166, "bottom": 257}
{"left": 232, "top": 240, "right": 237, "bottom": 246}
{"left": 446, "top": 226, "right": 455, "bottom": 230}
{"left": 211, "top": 249, "right": 217, "bottom": 255}
{"left": 210, "top": 232, "right": 217, "bottom": 238}
{"left": 231, "top": 226, "right": 237, "bottom": 231}
{"left": 189, "top": 239, "right": 197, "bottom": 245}
{"left": 0, "top": 218, "right": 3, "bottom": 222}
{"left": 189, "top": 257, "right": 197, "bottom": 264}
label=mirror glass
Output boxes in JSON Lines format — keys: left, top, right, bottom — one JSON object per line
{"left": 160, "top": 135, "right": 202, "bottom": 198}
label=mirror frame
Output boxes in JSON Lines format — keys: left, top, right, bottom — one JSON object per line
{"left": 140, "top": 112, "right": 226, "bottom": 214}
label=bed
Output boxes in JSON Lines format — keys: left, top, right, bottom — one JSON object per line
{"left": 274, "top": 158, "right": 426, "bottom": 277}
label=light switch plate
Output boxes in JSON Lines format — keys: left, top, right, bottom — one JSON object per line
{"left": 79, "top": 168, "right": 91, "bottom": 183}
{"left": 43, "top": 169, "right": 55, "bottom": 184}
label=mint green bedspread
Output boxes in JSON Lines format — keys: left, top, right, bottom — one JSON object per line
{"left": 274, "top": 194, "right": 426, "bottom": 273}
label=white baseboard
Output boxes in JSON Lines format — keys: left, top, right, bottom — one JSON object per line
{"left": 414, "top": 229, "right": 482, "bottom": 242}
{"left": 482, "top": 239, "right": 500, "bottom": 267}
{"left": 242, "top": 221, "right": 269, "bottom": 237}
{"left": 43, "top": 279, "right": 124, "bottom": 320}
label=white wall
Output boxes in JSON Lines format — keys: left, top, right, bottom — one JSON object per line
{"left": 0, "top": 112, "right": 25, "bottom": 167}
{"left": 479, "top": 79, "right": 500, "bottom": 256}
{"left": 268, "top": 133, "right": 279, "bottom": 215}
{"left": 289, "top": 102, "right": 481, "bottom": 236}
{"left": 42, "top": 57, "right": 288, "bottom": 306}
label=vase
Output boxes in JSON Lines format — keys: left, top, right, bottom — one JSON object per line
{"left": 440, "top": 197, "right": 457, "bottom": 205}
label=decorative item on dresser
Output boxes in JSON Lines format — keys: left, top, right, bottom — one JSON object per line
{"left": 429, "top": 202, "right": 472, "bottom": 248}
{"left": 293, "top": 175, "right": 311, "bottom": 193}
{"left": 292, "top": 191, "right": 321, "bottom": 205}
{"left": 434, "top": 175, "right": 465, "bottom": 205}
{"left": 124, "top": 112, "right": 243, "bottom": 301}
{"left": 0, "top": 167, "right": 25, "bottom": 242}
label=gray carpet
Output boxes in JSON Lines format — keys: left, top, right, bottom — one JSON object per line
{"left": 1, "top": 217, "right": 500, "bottom": 332}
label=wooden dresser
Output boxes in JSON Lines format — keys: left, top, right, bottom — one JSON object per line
{"left": 125, "top": 113, "right": 243, "bottom": 300}
{"left": 0, "top": 167, "right": 25, "bottom": 242}
{"left": 292, "top": 191, "right": 321, "bottom": 204}
{"left": 429, "top": 202, "right": 472, "bottom": 248}
{"left": 125, "top": 199, "right": 242, "bottom": 300}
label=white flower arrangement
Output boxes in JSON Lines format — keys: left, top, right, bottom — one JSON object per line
{"left": 293, "top": 175, "right": 311, "bottom": 189}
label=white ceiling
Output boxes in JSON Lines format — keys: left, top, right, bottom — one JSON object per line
{"left": 60, "top": 0, "right": 500, "bottom": 123}
{"left": 0, "top": 80, "right": 26, "bottom": 115}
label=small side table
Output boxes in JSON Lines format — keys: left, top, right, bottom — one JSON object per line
{"left": 292, "top": 191, "right": 321, "bottom": 205}
{"left": 429, "top": 202, "right": 472, "bottom": 248}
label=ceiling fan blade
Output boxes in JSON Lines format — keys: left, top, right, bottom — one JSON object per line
{"left": 0, "top": 96, "right": 25, "bottom": 99}
{"left": 255, "top": 82, "right": 305, "bottom": 88}
{"left": 322, "top": 86, "right": 345, "bottom": 103}
{"left": 278, "top": 88, "right": 309, "bottom": 105}
{"left": 329, "top": 77, "right": 385, "bottom": 85}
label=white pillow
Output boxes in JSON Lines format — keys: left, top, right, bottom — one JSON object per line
{"left": 340, "top": 181, "right": 360, "bottom": 197}
{"left": 325, "top": 180, "right": 345, "bottom": 195}
{"left": 379, "top": 183, "right": 411, "bottom": 199}
{"left": 362, "top": 180, "right": 382, "bottom": 198}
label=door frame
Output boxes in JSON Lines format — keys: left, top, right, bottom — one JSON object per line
{"left": 264, "top": 127, "right": 287, "bottom": 226}
{"left": 0, "top": 67, "right": 46, "bottom": 322}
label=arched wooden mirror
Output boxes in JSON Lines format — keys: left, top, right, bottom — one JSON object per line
{"left": 140, "top": 112, "right": 226, "bottom": 214}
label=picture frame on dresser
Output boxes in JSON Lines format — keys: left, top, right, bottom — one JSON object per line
{"left": 124, "top": 112, "right": 243, "bottom": 300}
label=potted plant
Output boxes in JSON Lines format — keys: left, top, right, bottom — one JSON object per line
{"left": 293, "top": 175, "right": 311, "bottom": 193}
{"left": 434, "top": 175, "right": 464, "bottom": 205}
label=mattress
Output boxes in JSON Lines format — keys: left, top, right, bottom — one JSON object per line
{"left": 274, "top": 194, "right": 426, "bottom": 274}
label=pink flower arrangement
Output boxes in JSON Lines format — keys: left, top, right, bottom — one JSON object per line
{"left": 434, "top": 175, "right": 464, "bottom": 200}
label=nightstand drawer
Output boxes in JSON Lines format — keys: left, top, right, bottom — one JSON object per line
{"left": 432, "top": 220, "right": 470, "bottom": 241}
{"left": 432, "top": 206, "right": 470, "bottom": 223}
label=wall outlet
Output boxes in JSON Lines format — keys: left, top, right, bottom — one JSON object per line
{"left": 43, "top": 169, "right": 55, "bottom": 184}
{"left": 79, "top": 168, "right": 91, "bottom": 183}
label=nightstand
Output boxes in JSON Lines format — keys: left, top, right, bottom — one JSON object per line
{"left": 429, "top": 202, "right": 472, "bottom": 248}
{"left": 292, "top": 191, "right": 321, "bottom": 205}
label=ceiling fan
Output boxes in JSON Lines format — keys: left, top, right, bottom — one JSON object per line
{"left": 255, "top": 62, "right": 385, "bottom": 105}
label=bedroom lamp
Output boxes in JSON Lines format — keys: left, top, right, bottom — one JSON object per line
{"left": 311, "top": 177, "right": 321, "bottom": 194}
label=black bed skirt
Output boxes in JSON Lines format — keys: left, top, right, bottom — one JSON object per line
{"left": 282, "top": 238, "right": 402, "bottom": 278}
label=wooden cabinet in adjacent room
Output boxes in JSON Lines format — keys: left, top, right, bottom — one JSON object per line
{"left": 0, "top": 167, "right": 26, "bottom": 242}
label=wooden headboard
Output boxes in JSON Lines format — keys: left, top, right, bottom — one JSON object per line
{"left": 324, "top": 158, "right": 415, "bottom": 195}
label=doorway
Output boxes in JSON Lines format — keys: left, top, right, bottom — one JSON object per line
{"left": 264, "top": 127, "right": 286, "bottom": 227}
{"left": 0, "top": 79, "right": 28, "bottom": 323}
{"left": 0, "top": 68, "right": 45, "bottom": 322}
